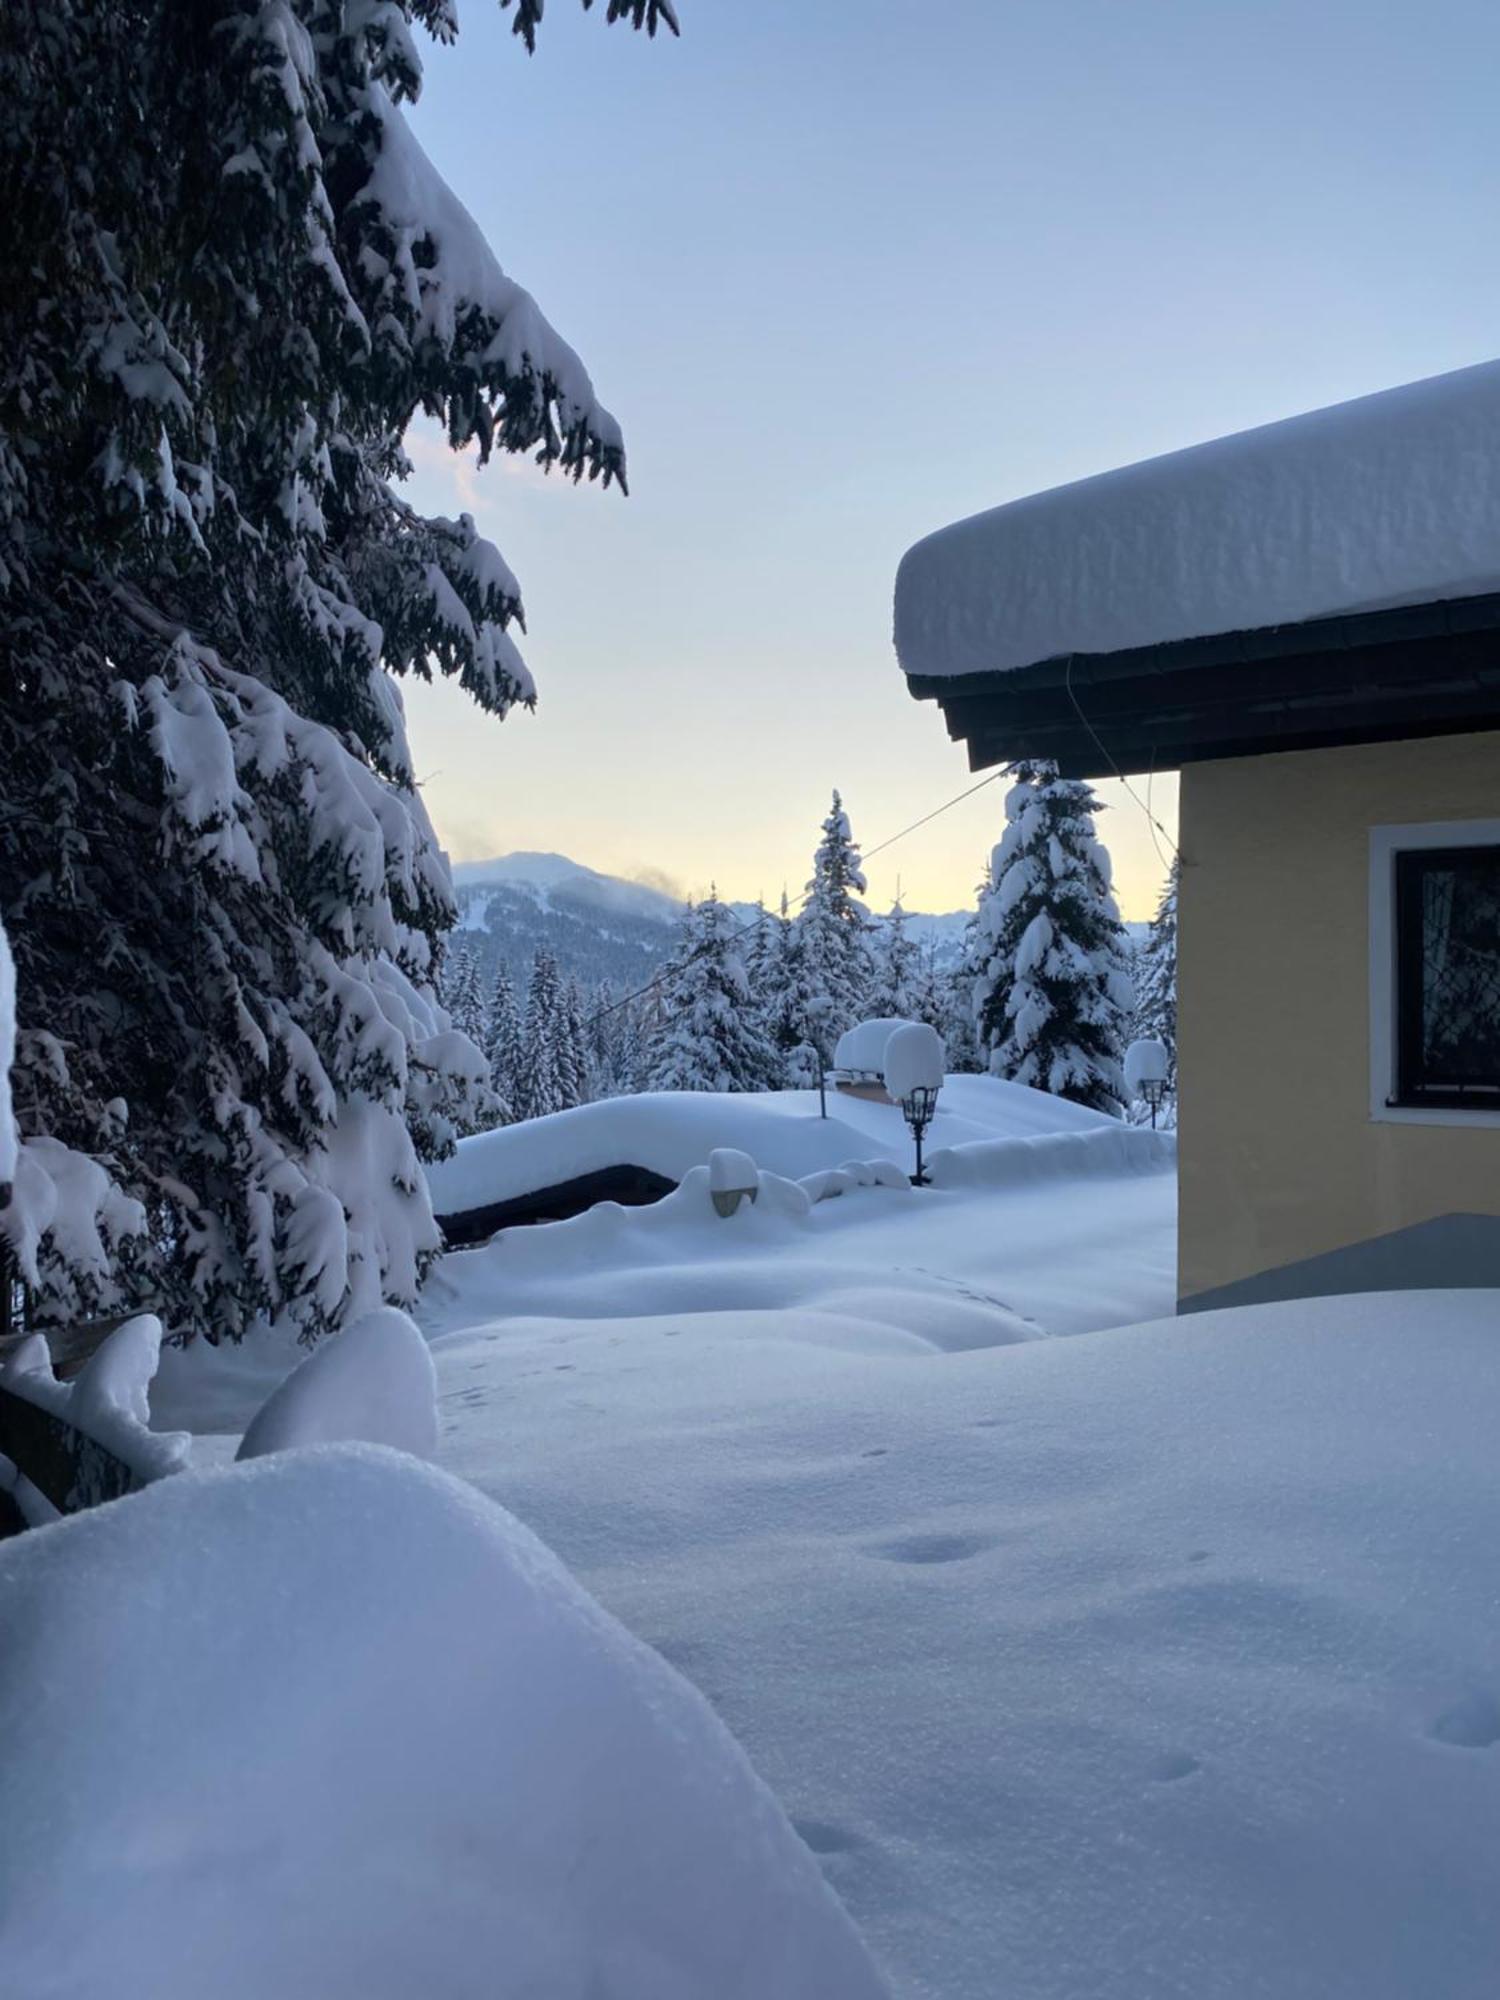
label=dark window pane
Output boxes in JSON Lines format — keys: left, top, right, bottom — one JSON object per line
{"left": 1395, "top": 846, "right": 1500, "bottom": 1105}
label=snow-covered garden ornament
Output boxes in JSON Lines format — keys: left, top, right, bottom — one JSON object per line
{"left": 1124, "top": 1038, "right": 1171, "bottom": 1128}
{"left": 707, "top": 1148, "right": 760, "bottom": 1219}
{"left": 883, "top": 1023, "right": 945, "bottom": 1186}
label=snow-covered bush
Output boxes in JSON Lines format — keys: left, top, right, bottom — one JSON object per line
{"left": 0, "top": 4, "right": 670, "bottom": 1339}
{"left": 0, "top": 1445, "right": 889, "bottom": 2000}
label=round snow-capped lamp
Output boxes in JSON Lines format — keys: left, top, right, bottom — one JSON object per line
{"left": 1124, "top": 1038, "right": 1171, "bottom": 1128}
{"left": 707, "top": 1147, "right": 760, "bottom": 1218}
{"left": 883, "top": 1023, "right": 946, "bottom": 1187}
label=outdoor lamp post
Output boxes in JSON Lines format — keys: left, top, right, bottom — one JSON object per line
{"left": 901, "top": 1082, "right": 940, "bottom": 1186}
{"left": 882, "top": 1023, "right": 946, "bottom": 1188}
{"left": 1124, "top": 1038, "right": 1170, "bottom": 1129}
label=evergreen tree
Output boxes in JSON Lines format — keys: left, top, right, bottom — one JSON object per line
{"left": 611, "top": 997, "right": 646, "bottom": 1099}
{"left": 743, "top": 901, "right": 777, "bottom": 1018}
{"left": 759, "top": 891, "right": 817, "bottom": 1081}
{"left": 871, "top": 896, "right": 923, "bottom": 1020}
{"left": 557, "top": 978, "right": 590, "bottom": 1111}
{"left": 645, "top": 894, "right": 781, "bottom": 1094}
{"left": 514, "top": 952, "right": 566, "bottom": 1122}
{"left": 587, "top": 979, "right": 619, "bottom": 1097}
{"left": 443, "top": 941, "right": 488, "bottom": 1048}
{"left": 971, "top": 761, "right": 1134, "bottom": 1112}
{"left": 1131, "top": 859, "right": 1179, "bottom": 1115}
{"left": 797, "top": 792, "right": 876, "bottom": 1061}
{"left": 0, "top": 2, "right": 672, "bottom": 1339}
{"left": 484, "top": 964, "right": 523, "bottom": 1123}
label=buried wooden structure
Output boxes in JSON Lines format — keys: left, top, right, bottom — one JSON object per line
{"left": 0, "top": 1380, "right": 146, "bottom": 1538}
{"left": 435, "top": 1161, "right": 678, "bottom": 1248}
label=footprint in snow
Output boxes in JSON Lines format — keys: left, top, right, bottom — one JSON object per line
{"left": 793, "top": 1818, "right": 862, "bottom": 1856}
{"left": 1147, "top": 1752, "right": 1201, "bottom": 1784}
{"left": 1431, "top": 1694, "right": 1500, "bottom": 1749}
{"left": 867, "top": 1530, "right": 996, "bottom": 1566}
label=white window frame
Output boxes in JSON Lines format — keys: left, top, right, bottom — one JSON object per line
{"left": 1369, "top": 817, "right": 1500, "bottom": 1128}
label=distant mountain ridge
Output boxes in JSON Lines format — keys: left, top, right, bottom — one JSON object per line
{"left": 448, "top": 851, "right": 975, "bottom": 995}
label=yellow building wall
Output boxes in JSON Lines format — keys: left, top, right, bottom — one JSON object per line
{"left": 1177, "top": 729, "right": 1500, "bottom": 1303}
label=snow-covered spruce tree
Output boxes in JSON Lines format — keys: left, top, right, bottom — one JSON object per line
{"left": 755, "top": 892, "right": 813, "bottom": 1081}
{"left": 607, "top": 996, "right": 646, "bottom": 1099}
{"left": 443, "top": 941, "right": 488, "bottom": 1048}
{"left": 743, "top": 901, "right": 776, "bottom": 1014}
{"left": 971, "top": 762, "right": 1135, "bottom": 1112}
{"left": 645, "top": 894, "right": 781, "bottom": 1094}
{"left": 0, "top": 3, "right": 681, "bottom": 1339}
{"left": 1130, "top": 858, "right": 1178, "bottom": 1116}
{"left": 797, "top": 793, "right": 876, "bottom": 1062}
{"left": 514, "top": 952, "right": 565, "bottom": 1122}
{"left": 484, "top": 963, "right": 522, "bottom": 1125}
{"left": 557, "top": 978, "right": 590, "bottom": 1112}
{"left": 871, "top": 897, "right": 923, "bottom": 1020}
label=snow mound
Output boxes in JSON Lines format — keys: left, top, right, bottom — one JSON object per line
{"left": 428, "top": 1077, "right": 1108, "bottom": 1222}
{"left": 928, "top": 1124, "right": 1176, "bottom": 1189}
{"left": 430, "top": 1289, "right": 1500, "bottom": 2000}
{"left": 895, "top": 357, "right": 1500, "bottom": 681}
{"left": 237, "top": 1306, "right": 438, "bottom": 1462}
{"left": 427, "top": 1161, "right": 1040, "bottom": 1357}
{"left": 0, "top": 1446, "right": 888, "bottom": 2000}
{"left": 882, "top": 1022, "right": 945, "bottom": 1099}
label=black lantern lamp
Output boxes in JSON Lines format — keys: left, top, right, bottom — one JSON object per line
{"left": 901, "top": 1082, "right": 940, "bottom": 1186}
{"left": 882, "top": 1023, "right": 946, "bottom": 1188}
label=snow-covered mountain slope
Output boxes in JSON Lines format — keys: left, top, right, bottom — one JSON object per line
{"left": 448, "top": 851, "right": 975, "bottom": 993}
{"left": 454, "top": 850, "right": 687, "bottom": 926}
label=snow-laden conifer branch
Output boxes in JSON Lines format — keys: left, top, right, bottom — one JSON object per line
{"left": 501, "top": 0, "right": 682, "bottom": 57}
{"left": 0, "top": 0, "right": 644, "bottom": 1338}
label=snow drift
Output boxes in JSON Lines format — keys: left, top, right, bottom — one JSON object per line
{"left": 928, "top": 1123, "right": 1175, "bottom": 1189}
{"left": 427, "top": 1074, "right": 1109, "bottom": 1223}
{"left": 431, "top": 1288, "right": 1500, "bottom": 2000}
{"left": 0, "top": 1445, "right": 888, "bottom": 2000}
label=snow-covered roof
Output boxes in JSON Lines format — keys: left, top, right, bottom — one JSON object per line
{"left": 426, "top": 1076, "right": 1109, "bottom": 1223}
{"left": 894, "top": 360, "right": 1500, "bottom": 684}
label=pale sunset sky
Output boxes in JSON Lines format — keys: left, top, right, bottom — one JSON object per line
{"left": 398, "top": 0, "right": 1500, "bottom": 920}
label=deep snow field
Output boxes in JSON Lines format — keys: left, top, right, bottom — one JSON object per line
{"left": 141, "top": 1078, "right": 1500, "bottom": 1998}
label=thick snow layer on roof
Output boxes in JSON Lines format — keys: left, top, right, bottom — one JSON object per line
{"left": 895, "top": 359, "right": 1500, "bottom": 682}
{"left": 833, "top": 1017, "right": 924, "bottom": 1073}
{"left": 0, "top": 1446, "right": 886, "bottom": 2000}
{"left": 416, "top": 1287, "right": 1500, "bottom": 2000}
{"left": 425, "top": 1076, "right": 1109, "bottom": 1219}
